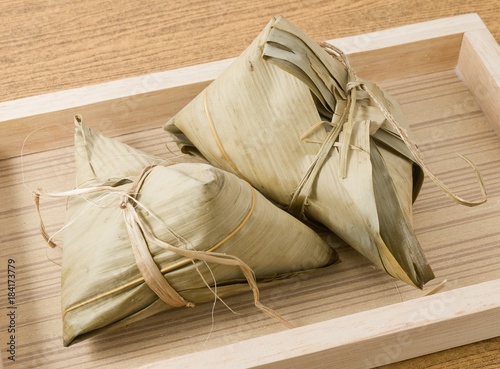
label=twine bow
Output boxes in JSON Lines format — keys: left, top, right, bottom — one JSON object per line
{"left": 288, "top": 42, "right": 487, "bottom": 218}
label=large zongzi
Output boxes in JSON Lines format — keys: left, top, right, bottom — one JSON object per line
{"left": 35, "top": 117, "right": 336, "bottom": 345}
{"left": 165, "top": 16, "right": 437, "bottom": 288}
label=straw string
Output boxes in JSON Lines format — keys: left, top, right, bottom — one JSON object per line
{"left": 288, "top": 42, "right": 487, "bottom": 216}
{"left": 122, "top": 166, "right": 194, "bottom": 308}
{"left": 203, "top": 89, "right": 249, "bottom": 182}
{"left": 126, "top": 169, "right": 290, "bottom": 325}
{"left": 288, "top": 59, "right": 361, "bottom": 216}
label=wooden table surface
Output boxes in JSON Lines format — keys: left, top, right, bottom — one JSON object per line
{"left": 1, "top": 1, "right": 498, "bottom": 368}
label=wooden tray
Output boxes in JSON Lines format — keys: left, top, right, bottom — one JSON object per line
{"left": 1, "top": 13, "right": 499, "bottom": 368}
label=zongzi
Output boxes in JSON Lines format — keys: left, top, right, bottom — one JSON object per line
{"left": 35, "top": 117, "right": 336, "bottom": 345}
{"left": 165, "top": 16, "right": 437, "bottom": 288}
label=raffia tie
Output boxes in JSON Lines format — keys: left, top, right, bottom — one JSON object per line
{"left": 34, "top": 165, "right": 292, "bottom": 327}
{"left": 203, "top": 89, "right": 250, "bottom": 183}
{"left": 287, "top": 42, "right": 487, "bottom": 217}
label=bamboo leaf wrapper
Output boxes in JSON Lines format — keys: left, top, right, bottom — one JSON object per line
{"left": 165, "top": 16, "right": 436, "bottom": 288}
{"left": 36, "top": 118, "right": 336, "bottom": 345}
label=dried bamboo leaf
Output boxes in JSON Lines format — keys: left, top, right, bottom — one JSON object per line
{"left": 164, "top": 16, "right": 437, "bottom": 288}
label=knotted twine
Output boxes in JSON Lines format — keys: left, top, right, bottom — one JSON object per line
{"left": 34, "top": 165, "right": 292, "bottom": 327}
{"left": 201, "top": 42, "right": 486, "bottom": 220}
{"left": 287, "top": 42, "right": 487, "bottom": 217}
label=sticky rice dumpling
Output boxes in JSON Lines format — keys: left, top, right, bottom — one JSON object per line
{"left": 36, "top": 118, "right": 336, "bottom": 345}
{"left": 165, "top": 16, "right": 436, "bottom": 288}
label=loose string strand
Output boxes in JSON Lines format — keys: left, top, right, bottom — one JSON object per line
{"left": 21, "top": 124, "right": 74, "bottom": 194}
{"left": 361, "top": 85, "right": 487, "bottom": 206}
{"left": 319, "top": 41, "right": 487, "bottom": 207}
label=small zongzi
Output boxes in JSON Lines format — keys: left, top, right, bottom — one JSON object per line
{"left": 35, "top": 117, "right": 336, "bottom": 345}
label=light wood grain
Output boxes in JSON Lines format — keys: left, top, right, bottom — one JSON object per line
{"left": 1, "top": 1, "right": 498, "bottom": 102}
{"left": 0, "top": 13, "right": 487, "bottom": 122}
{"left": 1, "top": 4, "right": 500, "bottom": 368}
{"left": 457, "top": 28, "right": 500, "bottom": 135}
{"left": 138, "top": 279, "right": 500, "bottom": 369}
{"left": 0, "top": 14, "right": 488, "bottom": 161}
